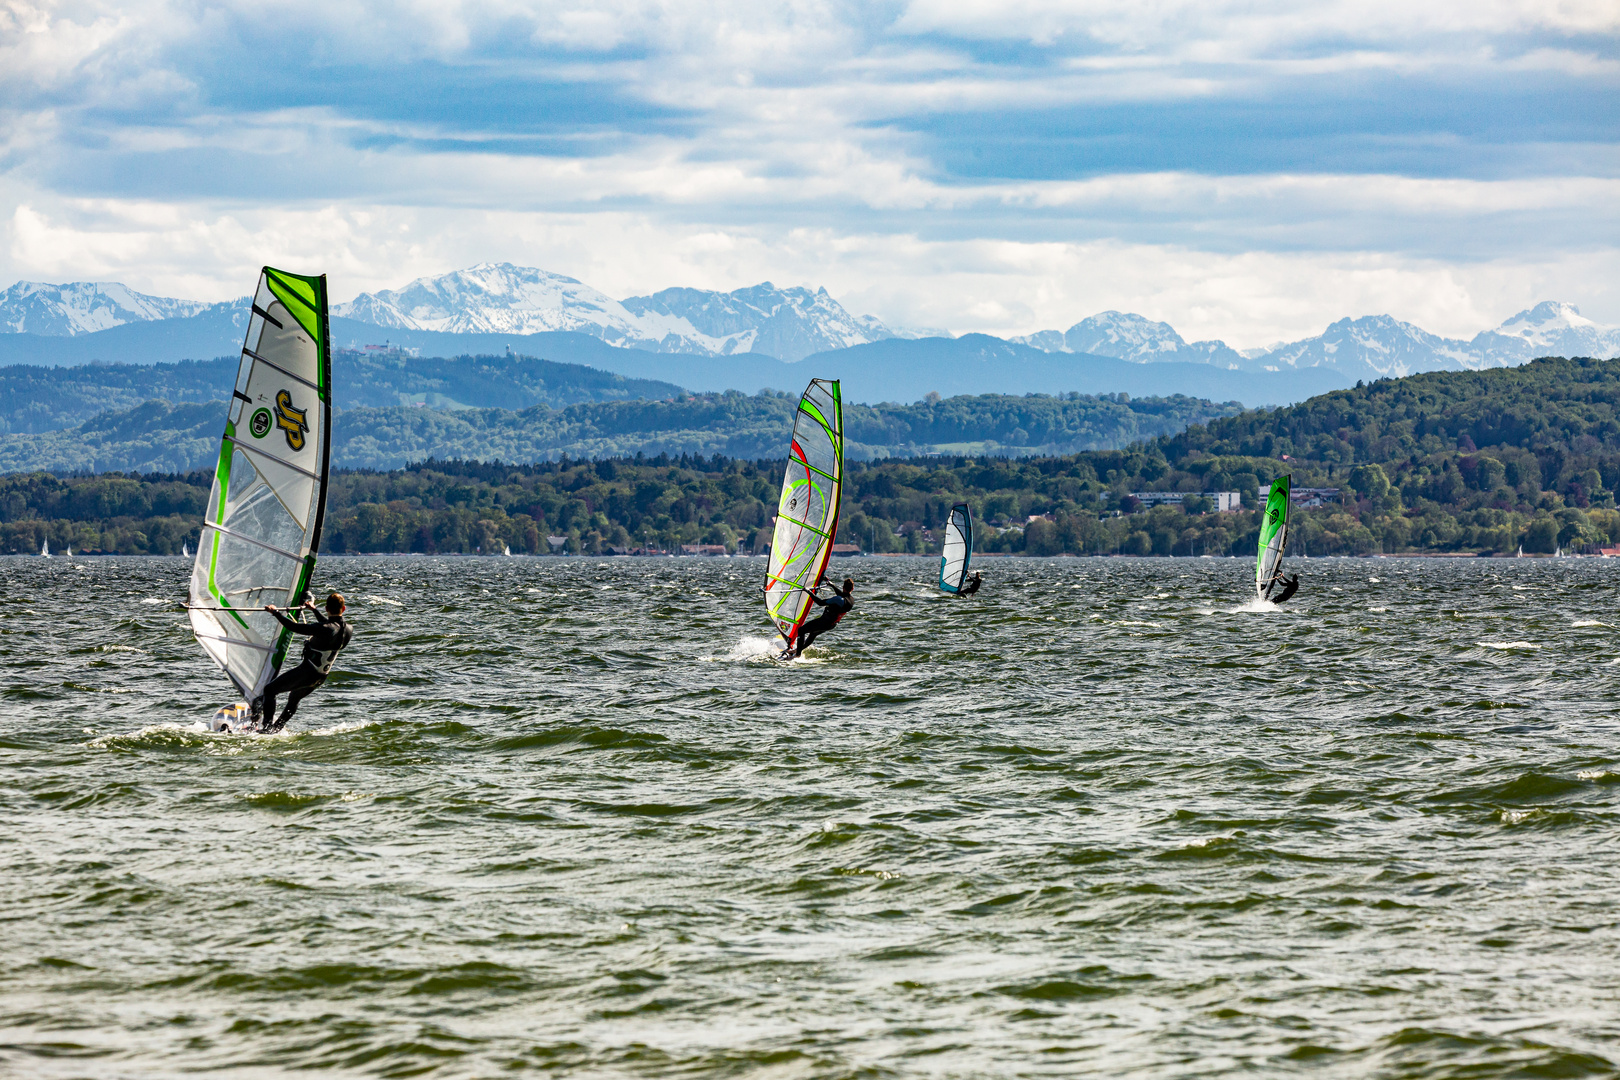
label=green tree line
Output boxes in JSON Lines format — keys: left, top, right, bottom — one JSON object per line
{"left": 5, "top": 356, "right": 1620, "bottom": 558}
{"left": 0, "top": 389, "right": 1241, "bottom": 474}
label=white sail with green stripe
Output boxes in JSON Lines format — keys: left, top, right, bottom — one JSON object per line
{"left": 1255, "top": 474, "right": 1290, "bottom": 601}
{"left": 764, "top": 378, "right": 843, "bottom": 647}
{"left": 188, "top": 267, "right": 331, "bottom": 699}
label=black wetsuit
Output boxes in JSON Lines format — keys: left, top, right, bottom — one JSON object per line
{"left": 1271, "top": 575, "right": 1300, "bottom": 604}
{"left": 794, "top": 592, "right": 852, "bottom": 655}
{"left": 961, "top": 574, "right": 982, "bottom": 595}
{"left": 256, "top": 608, "right": 351, "bottom": 730}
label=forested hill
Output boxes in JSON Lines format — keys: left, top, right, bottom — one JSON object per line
{"left": 0, "top": 350, "right": 684, "bottom": 435}
{"left": 7, "top": 355, "right": 1620, "bottom": 559}
{"left": 1162, "top": 355, "right": 1620, "bottom": 467}
{"left": 0, "top": 390, "right": 1241, "bottom": 474}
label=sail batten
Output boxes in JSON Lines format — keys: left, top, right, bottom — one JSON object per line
{"left": 939, "top": 503, "right": 972, "bottom": 593}
{"left": 1256, "top": 475, "right": 1291, "bottom": 601}
{"left": 187, "top": 267, "right": 331, "bottom": 699}
{"left": 764, "top": 379, "right": 843, "bottom": 647}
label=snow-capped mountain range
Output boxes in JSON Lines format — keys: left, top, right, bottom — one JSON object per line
{"left": 0, "top": 280, "right": 233, "bottom": 336}
{"left": 1012, "top": 303, "right": 1620, "bottom": 379}
{"left": 2, "top": 264, "right": 1616, "bottom": 378}
{"left": 334, "top": 264, "right": 905, "bottom": 361}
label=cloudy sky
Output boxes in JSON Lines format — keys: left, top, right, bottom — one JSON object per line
{"left": 2, "top": 0, "right": 1616, "bottom": 346}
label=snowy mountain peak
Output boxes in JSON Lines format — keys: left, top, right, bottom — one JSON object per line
{"left": 1064, "top": 311, "right": 1187, "bottom": 359}
{"left": 1494, "top": 301, "right": 1605, "bottom": 343}
{"left": 1011, "top": 301, "right": 1617, "bottom": 379}
{"left": 0, "top": 280, "right": 218, "bottom": 336}
{"left": 332, "top": 263, "right": 630, "bottom": 337}
{"left": 1014, "top": 311, "right": 1244, "bottom": 369}
{"left": 331, "top": 264, "right": 895, "bottom": 361}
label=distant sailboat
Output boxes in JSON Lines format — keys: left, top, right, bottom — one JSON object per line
{"left": 1555, "top": 546, "right": 1564, "bottom": 558}
{"left": 65, "top": 544, "right": 72, "bottom": 558}
{"left": 183, "top": 541, "right": 191, "bottom": 558}
{"left": 40, "top": 540, "right": 49, "bottom": 558}
{"left": 1517, "top": 545, "right": 1524, "bottom": 557}
{"left": 503, "top": 544, "right": 512, "bottom": 556}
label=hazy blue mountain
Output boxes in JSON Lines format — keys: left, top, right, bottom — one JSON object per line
{"left": 0, "top": 351, "right": 684, "bottom": 434}
{"left": 791, "top": 334, "right": 1349, "bottom": 406}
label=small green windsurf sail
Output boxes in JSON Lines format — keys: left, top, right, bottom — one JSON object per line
{"left": 939, "top": 502, "right": 972, "bottom": 593}
{"left": 764, "top": 378, "right": 843, "bottom": 647}
{"left": 188, "top": 267, "right": 332, "bottom": 699}
{"left": 1255, "top": 474, "right": 1291, "bottom": 601}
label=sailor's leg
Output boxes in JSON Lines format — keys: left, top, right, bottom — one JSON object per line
{"left": 270, "top": 671, "right": 325, "bottom": 732}
{"left": 257, "top": 666, "right": 308, "bottom": 730}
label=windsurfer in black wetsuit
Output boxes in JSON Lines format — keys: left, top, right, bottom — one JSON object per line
{"left": 1271, "top": 575, "right": 1300, "bottom": 604}
{"left": 790, "top": 578, "right": 854, "bottom": 658}
{"left": 249, "top": 592, "right": 352, "bottom": 731}
{"left": 960, "top": 571, "right": 983, "bottom": 595}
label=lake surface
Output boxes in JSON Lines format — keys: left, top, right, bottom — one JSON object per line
{"left": 3, "top": 554, "right": 1620, "bottom": 1078}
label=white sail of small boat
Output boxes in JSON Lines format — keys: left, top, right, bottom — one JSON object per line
{"left": 1517, "top": 545, "right": 1524, "bottom": 557}
{"left": 40, "top": 540, "right": 49, "bottom": 558}
{"left": 183, "top": 542, "right": 191, "bottom": 558}
{"left": 503, "top": 544, "right": 512, "bottom": 556}
{"left": 65, "top": 544, "right": 72, "bottom": 558}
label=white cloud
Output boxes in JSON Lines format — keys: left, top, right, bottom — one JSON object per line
{"left": 0, "top": 0, "right": 1616, "bottom": 350}
{"left": 8, "top": 188, "right": 1620, "bottom": 348}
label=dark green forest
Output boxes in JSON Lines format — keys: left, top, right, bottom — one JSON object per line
{"left": 0, "top": 350, "right": 684, "bottom": 434}
{"left": 5, "top": 356, "right": 1620, "bottom": 558}
{"left": 0, "top": 389, "right": 1241, "bottom": 473}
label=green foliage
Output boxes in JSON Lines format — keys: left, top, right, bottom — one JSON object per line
{"left": 0, "top": 390, "right": 1243, "bottom": 473}
{"left": 10, "top": 356, "right": 1620, "bottom": 558}
{"left": 0, "top": 351, "right": 685, "bottom": 434}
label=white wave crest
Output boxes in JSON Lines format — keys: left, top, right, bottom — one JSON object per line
{"left": 1478, "top": 640, "right": 1540, "bottom": 650}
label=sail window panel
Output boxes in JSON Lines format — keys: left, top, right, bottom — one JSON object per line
{"left": 254, "top": 301, "right": 320, "bottom": 386}
{"left": 224, "top": 481, "right": 310, "bottom": 556}
{"left": 233, "top": 447, "right": 318, "bottom": 534}
{"left": 222, "top": 446, "right": 261, "bottom": 517}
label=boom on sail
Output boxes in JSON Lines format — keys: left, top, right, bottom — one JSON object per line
{"left": 763, "top": 378, "right": 843, "bottom": 650}
{"left": 187, "top": 267, "right": 332, "bottom": 702}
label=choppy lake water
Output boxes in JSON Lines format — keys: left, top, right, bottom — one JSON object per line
{"left": 4, "top": 554, "right": 1620, "bottom": 1078}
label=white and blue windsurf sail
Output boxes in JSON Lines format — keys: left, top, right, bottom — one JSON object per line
{"left": 939, "top": 502, "right": 972, "bottom": 593}
{"left": 187, "top": 267, "right": 332, "bottom": 700}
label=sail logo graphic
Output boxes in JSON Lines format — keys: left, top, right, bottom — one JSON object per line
{"left": 249, "top": 408, "right": 273, "bottom": 439}
{"left": 274, "top": 390, "right": 309, "bottom": 452}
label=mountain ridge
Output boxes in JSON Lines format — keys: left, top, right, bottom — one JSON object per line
{"left": 1, "top": 266, "right": 1614, "bottom": 400}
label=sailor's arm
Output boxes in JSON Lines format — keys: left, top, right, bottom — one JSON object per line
{"left": 265, "top": 605, "right": 319, "bottom": 634}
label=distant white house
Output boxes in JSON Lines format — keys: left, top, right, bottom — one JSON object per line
{"left": 1128, "top": 491, "right": 1242, "bottom": 512}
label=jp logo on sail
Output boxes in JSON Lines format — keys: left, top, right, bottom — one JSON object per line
{"left": 274, "top": 389, "right": 309, "bottom": 451}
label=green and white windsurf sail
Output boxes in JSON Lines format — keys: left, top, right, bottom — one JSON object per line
{"left": 188, "top": 267, "right": 332, "bottom": 699}
{"left": 939, "top": 502, "right": 972, "bottom": 592}
{"left": 1255, "top": 474, "right": 1291, "bottom": 601}
{"left": 764, "top": 378, "right": 843, "bottom": 647}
